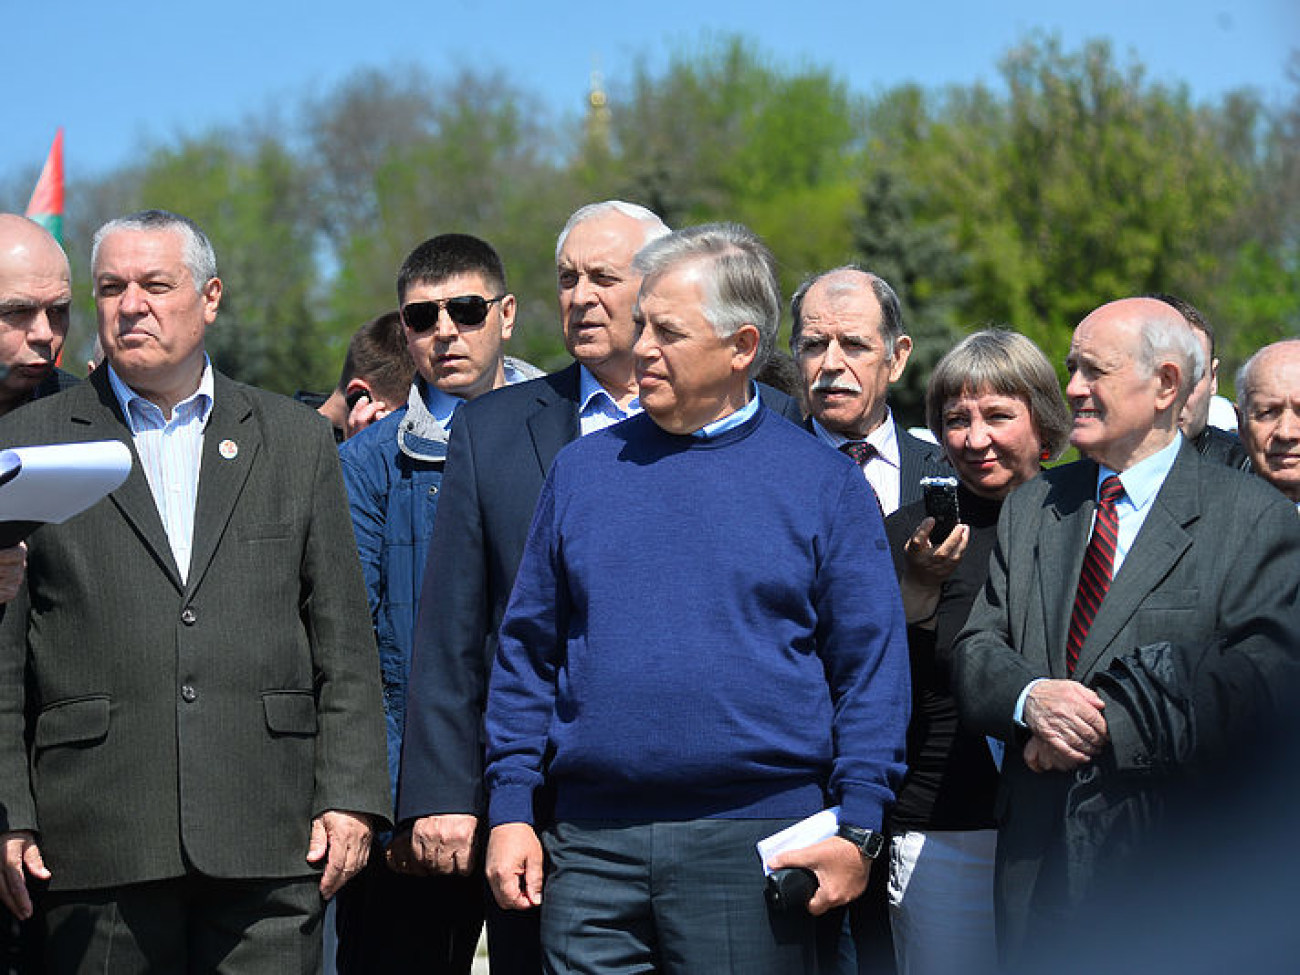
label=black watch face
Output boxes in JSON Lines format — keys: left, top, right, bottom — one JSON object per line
{"left": 864, "top": 831, "right": 884, "bottom": 858}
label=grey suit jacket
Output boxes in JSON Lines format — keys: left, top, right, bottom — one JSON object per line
{"left": 0, "top": 368, "right": 391, "bottom": 891}
{"left": 953, "top": 439, "right": 1300, "bottom": 955}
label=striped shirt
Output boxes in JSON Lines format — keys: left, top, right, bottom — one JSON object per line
{"left": 107, "top": 360, "right": 214, "bottom": 583}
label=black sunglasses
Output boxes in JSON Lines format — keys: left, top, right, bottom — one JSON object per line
{"left": 401, "top": 295, "right": 505, "bottom": 333}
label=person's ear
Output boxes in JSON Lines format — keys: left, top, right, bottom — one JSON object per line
{"left": 731, "top": 324, "right": 759, "bottom": 375}
{"left": 888, "top": 335, "right": 913, "bottom": 382}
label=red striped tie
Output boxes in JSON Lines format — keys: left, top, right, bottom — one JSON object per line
{"left": 1066, "top": 476, "right": 1125, "bottom": 674}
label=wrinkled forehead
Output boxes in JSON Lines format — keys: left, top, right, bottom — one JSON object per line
{"left": 1249, "top": 348, "right": 1300, "bottom": 398}
{"left": 558, "top": 214, "right": 647, "bottom": 270}
{"left": 94, "top": 227, "right": 188, "bottom": 275}
{"left": 0, "top": 230, "right": 70, "bottom": 286}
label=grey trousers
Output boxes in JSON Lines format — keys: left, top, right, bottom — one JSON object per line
{"left": 540, "top": 819, "right": 844, "bottom": 975}
{"left": 42, "top": 874, "right": 322, "bottom": 975}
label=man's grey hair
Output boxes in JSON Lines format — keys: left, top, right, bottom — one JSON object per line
{"left": 554, "top": 200, "right": 669, "bottom": 261}
{"left": 1135, "top": 306, "right": 1205, "bottom": 397}
{"left": 789, "top": 266, "right": 905, "bottom": 354}
{"left": 1236, "top": 338, "right": 1300, "bottom": 411}
{"left": 91, "top": 209, "right": 218, "bottom": 294}
{"left": 632, "top": 222, "right": 779, "bottom": 377}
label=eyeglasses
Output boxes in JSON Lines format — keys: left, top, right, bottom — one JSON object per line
{"left": 401, "top": 295, "right": 505, "bottom": 333}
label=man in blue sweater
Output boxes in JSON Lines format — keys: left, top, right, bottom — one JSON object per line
{"left": 483, "top": 223, "right": 911, "bottom": 974}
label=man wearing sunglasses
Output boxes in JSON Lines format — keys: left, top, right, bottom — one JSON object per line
{"left": 335, "top": 234, "right": 541, "bottom": 974}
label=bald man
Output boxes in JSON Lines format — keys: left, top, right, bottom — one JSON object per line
{"left": 1236, "top": 339, "right": 1300, "bottom": 509}
{"left": 0, "top": 214, "right": 77, "bottom": 971}
{"left": 954, "top": 297, "right": 1300, "bottom": 968}
{"left": 0, "top": 215, "right": 77, "bottom": 418}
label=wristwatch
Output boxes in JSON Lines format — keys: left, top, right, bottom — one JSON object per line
{"left": 836, "top": 824, "right": 885, "bottom": 860}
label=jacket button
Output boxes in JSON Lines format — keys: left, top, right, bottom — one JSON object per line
{"left": 180, "top": 607, "right": 197, "bottom": 625}
{"left": 181, "top": 685, "right": 197, "bottom": 703}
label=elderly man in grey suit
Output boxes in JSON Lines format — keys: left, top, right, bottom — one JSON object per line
{"left": 0, "top": 209, "right": 390, "bottom": 973}
{"left": 953, "top": 297, "right": 1300, "bottom": 969}
{"left": 791, "top": 267, "right": 946, "bottom": 516}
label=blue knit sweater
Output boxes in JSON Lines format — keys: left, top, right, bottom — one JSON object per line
{"left": 485, "top": 406, "right": 911, "bottom": 831}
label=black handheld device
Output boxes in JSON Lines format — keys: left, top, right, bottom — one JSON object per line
{"left": 921, "top": 475, "right": 960, "bottom": 545}
{"left": 765, "top": 867, "right": 819, "bottom": 913}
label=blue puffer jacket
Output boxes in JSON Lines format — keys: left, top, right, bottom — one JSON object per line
{"left": 339, "top": 361, "right": 541, "bottom": 793}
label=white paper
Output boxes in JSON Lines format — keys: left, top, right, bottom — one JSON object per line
{"left": 0, "top": 441, "right": 132, "bottom": 524}
{"left": 756, "top": 806, "right": 840, "bottom": 875}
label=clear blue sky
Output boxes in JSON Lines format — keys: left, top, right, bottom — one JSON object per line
{"left": 6, "top": 0, "right": 1297, "bottom": 189}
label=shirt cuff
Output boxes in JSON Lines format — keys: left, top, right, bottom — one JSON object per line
{"left": 1014, "top": 678, "right": 1047, "bottom": 728}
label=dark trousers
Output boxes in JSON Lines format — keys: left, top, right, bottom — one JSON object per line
{"left": 334, "top": 854, "right": 484, "bottom": 975}
{"left": 484, "top": 895, "right": 542, "bottom": 974}
{"left": 843, "top": 849, "right": 895, "bottom": 974}
{"left": 42, "top": 874, "right": 321, "bottom": 975}
{"left": 541, "top": 819, "right": 842, "bottom": 975}
{"left": 0, "top": 909, "right": 45, "bottom": 975}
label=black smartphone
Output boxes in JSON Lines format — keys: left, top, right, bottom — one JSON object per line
{"left": 921, "top": 476, "right": 960, "bottom": 545}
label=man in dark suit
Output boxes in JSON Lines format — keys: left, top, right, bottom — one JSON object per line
{"left": 0, "top": 212, "right": 80, "bottom": 974}
{"left": 952, "top": 297, "right": 1300, "bottom": 968}
{"left": 789, "top": 265, "right": 945, "bottom": 973}
{"left": 791, "top": 266, "right": 947, "bottom": 515}
{"left": 395, "top": 202, "right": 802, "bottom": 970}
{"left": 0, "top": 209, "right": 390, "bottom": 973}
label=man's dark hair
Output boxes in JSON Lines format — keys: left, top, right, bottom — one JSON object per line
{"left": 396, "top": 234, "right": 507, "bottom": 304}
{"left": 1149, "top": 292, "right": 1214, "bottom": 358}
{"left": 338, "top": 311, "right": 414, "bottom": 405}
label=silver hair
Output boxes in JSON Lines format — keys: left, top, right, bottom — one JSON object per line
{"left": 632, "top": 222, "right": 779, "bottom": 377}
{"left": 554, "top": 200, "right": 669, "bottom": 261}
{"left": 789, "top": 265, "right": 905, "bottom": 355}
{"left": 91, "top": 209, "right": 218, "bottom": 294}
{"left": 1136, "top": 308, "right": 1205, "bottom": 397}
{"left": 1236, "top": 338, "right": 1300, "bottom": 411}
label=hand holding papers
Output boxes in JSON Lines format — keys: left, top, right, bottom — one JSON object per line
{"left": 757, "top": 807, "right": 840, "bottom": 913}
{"left": 0, "top": 441, "right": 132, "bottom": 546}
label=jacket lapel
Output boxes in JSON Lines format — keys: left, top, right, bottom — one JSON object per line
{"left": 1037, "top": 464, "right": 1097, "bottom": 678}
{"left": 75, "top": 370, "right": 183, "bottom": 590}
{"left": 525, "top": 363, "right": 580, "bottom": 479}
{"left": 185, "top": 374, "right": 259, "bottom": 597}
{"left": 1074, "top": 443, "right": 1199, "bottom": 679}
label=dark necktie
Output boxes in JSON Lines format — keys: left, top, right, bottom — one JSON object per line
{"left": 840, "top": 441, "right": 877, "bottom": 466}
{"left": 1066, "top": 476, "right": 1125, "bottom": 674}
{"left": 840, "top": 442, "right": 884, "bottom": 516}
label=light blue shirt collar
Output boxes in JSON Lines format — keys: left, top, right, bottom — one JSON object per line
{"left": 1098, "top": 434, "right": 1182, "bottom": 511}
{"left": 692, "top": 382, "right": 761, "bottom": 438}
{"left": 420, "top": 379, "right": 461, "bottom": 430}
{"left": 578, "top": 364, "right": 641, "bottom": 435}
{"left": 107, "top": 356, "right": 215, "bottom": 430}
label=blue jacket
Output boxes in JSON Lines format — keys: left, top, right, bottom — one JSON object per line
{"left": 339, "top": 361, "right": 541, "bottom": 791}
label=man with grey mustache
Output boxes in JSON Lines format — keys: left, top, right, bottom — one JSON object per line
{"left": 791, "top": 267, "right": 946, "bottom": 515}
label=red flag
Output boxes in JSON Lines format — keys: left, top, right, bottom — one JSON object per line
{"left": 25, "top": 129, "right": 64, "bottom": 244}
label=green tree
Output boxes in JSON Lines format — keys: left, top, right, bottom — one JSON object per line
{"left": 851, "top": 168, "right": 969, "bottom": 426}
